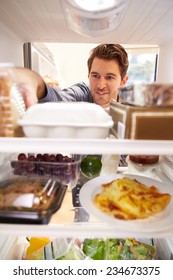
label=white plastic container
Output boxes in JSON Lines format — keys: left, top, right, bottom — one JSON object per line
{"left": 18, "top": 102, "right": 114, "bottom": 138}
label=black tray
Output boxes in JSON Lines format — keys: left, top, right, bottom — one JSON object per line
{"left": 0, "top": 176, "right": 67, "bottom": 224}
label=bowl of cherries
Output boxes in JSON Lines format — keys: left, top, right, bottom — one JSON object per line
{"left": 11, "top": 153, "right": 81, "bottom": 188}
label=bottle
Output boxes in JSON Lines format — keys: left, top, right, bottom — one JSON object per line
{"left": 100, "top": 154, "right": 119, "bottom": 175}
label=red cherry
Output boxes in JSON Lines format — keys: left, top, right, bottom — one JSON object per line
{"left": 28, "top": 155, "right": 36, "bottom": 161}
{"left": 18, "top": 153, "right": 27, "bottom": 161}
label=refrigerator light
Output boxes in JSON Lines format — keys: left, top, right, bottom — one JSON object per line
{"left": 73, "top": 0, "right": 119, "bottom": 12}
{"left": 61, "top": 0, "right": 130, "bottom": 37}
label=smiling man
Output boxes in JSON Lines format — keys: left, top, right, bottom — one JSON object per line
{"left": 14, "top": 44, "right": 129, "bottom": 109}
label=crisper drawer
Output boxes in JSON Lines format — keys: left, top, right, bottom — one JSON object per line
{"left": 0, "top": 235, "right": 157, "bottom": 260}
{"left": 2, "top": 235, "right": 173, "bottom": 261}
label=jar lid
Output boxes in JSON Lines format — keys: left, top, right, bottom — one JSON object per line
{"left": 129, "top": 155, "right": 159, "bottom": 164}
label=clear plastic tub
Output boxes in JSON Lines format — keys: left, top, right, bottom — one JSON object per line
{"left": 10, "top": 153, "right": 81, "bottom": 189}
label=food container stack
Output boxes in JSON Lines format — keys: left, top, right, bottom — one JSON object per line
{"left": 0, "top": 151, "right": 81, "bottom": 224}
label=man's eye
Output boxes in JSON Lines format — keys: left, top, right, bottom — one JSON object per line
{"left": 91, "top": 74, "right": 99, "bottom": 78}
{"left": 106, "top": 76, "right": 115, "bottom": 80}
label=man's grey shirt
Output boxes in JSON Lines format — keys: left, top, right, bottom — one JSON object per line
{"left": 39, "top": 82, "right": 93, "bottom": 103}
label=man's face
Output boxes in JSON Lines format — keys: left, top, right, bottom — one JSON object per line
{"left": 88, "top": 57, "right": 128, "bottom": 108}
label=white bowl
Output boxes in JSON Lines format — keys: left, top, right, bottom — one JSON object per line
{"left": 18, "top": 102, "right": 114, "bottom": 138}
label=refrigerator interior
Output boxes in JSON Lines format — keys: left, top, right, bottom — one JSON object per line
{"left": 1, "top": 0, "right": 173, "bottom": 262}
{"left": 0, "top": 138, "right": 173, "bottom": 260}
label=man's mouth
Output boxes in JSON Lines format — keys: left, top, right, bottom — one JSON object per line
{"left": 96, "top": 91, "right": 108, "bottom": 96}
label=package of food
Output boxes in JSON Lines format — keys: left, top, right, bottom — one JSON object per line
{"left": 0, "top": 176, "right": 67, "bottom": 224}
{"left": 10, "top": 153, "right": 81, "bottom": 189}
{"left": 25, "top": 238, "right": 87, "bottom": 260}
{"left": 82, "top": 238, "right": 156, "bottom": 260}
{"left": 119, "top": 83, "right": 173, "bottom": 106}
{"left": 0, "top": 63, "right": 14, "bottom": 137}
{"left": 110, "top": 100, "right": 173, "bottom": 140}
{"left": 0, "top": 63, "right": 26, "bottom": 137}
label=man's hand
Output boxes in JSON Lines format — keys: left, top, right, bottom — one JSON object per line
{"left": 13, "top": 67, "right": 46, "bottom": 108}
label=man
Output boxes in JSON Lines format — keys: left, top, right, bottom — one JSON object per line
{"left": 14, "top": 44, "right": 129, "bottom": 108}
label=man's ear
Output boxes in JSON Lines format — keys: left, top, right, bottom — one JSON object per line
{"left": 120, "top": 75, "right": 128, "bottom": 88}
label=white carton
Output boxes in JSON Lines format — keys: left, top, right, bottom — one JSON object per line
{"left": 18, "top": 102, "right": 114, "bottom": 138}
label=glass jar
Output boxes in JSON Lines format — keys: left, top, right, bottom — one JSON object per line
{"left": 0, "top": 63, "right": 14, "bottom": 137}
{"left": 0, "top": 63, "right": 26, "bottom": 137}
{"left": 127, "top": 155, "right": 159, "bottom": 178}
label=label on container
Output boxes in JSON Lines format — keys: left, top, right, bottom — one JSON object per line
{"left": 12, "top": 193, "right": 34, "bottom": 208}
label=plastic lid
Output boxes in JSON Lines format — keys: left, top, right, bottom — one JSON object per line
{"left": 129, "top": 155, "right": 159, "bottom": 164}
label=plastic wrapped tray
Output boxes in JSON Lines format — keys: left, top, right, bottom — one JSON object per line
{"left": 0, "top": 176, "right": 67, "bottom": 224}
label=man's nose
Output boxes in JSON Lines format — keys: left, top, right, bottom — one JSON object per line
{"left": 97, "top": 78, "right": 106, "bottom": 89}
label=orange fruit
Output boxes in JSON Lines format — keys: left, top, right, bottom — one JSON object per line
{"left": 26, "top": 237, "right": 50, "bottom": 259}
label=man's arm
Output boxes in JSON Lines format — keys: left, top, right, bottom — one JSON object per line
{"left": 13, "top": 67, "right": 92, "bottom": 107}
{"left": 13, "top": 67, "right": 46, "bottom": 108}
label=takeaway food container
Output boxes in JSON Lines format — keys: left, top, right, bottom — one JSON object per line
{"left": 0, "top": 176, "right": 67, "bottom": 224}
{"left": 18, "top": 102, "right": 114, "bottom": 138}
